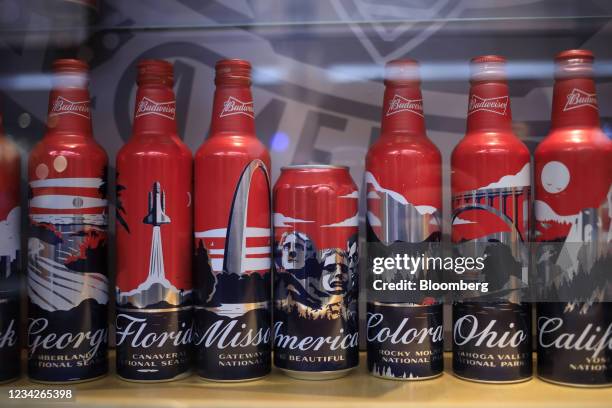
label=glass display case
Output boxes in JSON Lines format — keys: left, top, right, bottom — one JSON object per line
{"left": 0, "top": 0, "right": 610, "bottom": 406}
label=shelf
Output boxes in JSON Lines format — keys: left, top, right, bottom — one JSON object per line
{"left": 1, "top": 352, "right": 610, "bottom": 408}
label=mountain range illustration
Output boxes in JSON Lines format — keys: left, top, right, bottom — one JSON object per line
{"left": 365, "top": 171, "right": 440, "bottom": 245}
{"left": 116, "top": 275, "right": 191, "bottom": 309}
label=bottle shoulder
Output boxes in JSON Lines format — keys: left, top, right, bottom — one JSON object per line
{"left": 367, "top": 134, "right": 441, "bottom": 161}
{"left": 32, "top": 133, "right": 108, "bottom": 161}
{"left": 195, "top": 134, "right": 269, "bottom": 161}
{"left": 452, "top": 131, "right": 530, "bottom": 160}
{"left": 118, "top": 134, "right": 192, "bottom": 160}
{"left": 535, "top": 127, "right": 611, "bottom": 156}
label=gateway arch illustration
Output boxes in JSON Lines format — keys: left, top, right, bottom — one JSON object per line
{"left": 203, "top": 159, "right": 272, "bottom": 318}
{"left": 224, "top": 159, "right": 272, "bottom": 276}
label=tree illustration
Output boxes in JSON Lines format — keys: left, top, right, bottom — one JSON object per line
{"left": 115, "top": 171, "right": 130, "bottom": 233}
{"left": 194, "top": 240, "right": 216, "bottom": 305}
{"left": 98, "top": 165, "right": 108, "bottom": 199}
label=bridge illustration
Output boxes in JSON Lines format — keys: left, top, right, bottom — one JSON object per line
{"left": 452, "top": 186, "right": 528, "bottom": 251}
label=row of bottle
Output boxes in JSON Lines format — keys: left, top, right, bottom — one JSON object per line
{"left": 367, "top": 51, "right": 610, "bottom": 386}
{"left": 0, "top": 50, "right": 609, "bottom": 386}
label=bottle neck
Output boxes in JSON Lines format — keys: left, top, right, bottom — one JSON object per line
{"left": 46, "top": 87, "right": 92, "bottom": 136}
{"left": 132, "top": 84, "right": 178, "bottom": 136}
{"left": 209, "top": 84, "right": 255, "bottom": 136}
{"left": 466, "top": 81, "right": 512, "bottom": 134}
{"left": 551, "top": 77, "right": 600, "bottom": 129}
{"left": 380, "top": 83, "right": 426, "bottom": 136}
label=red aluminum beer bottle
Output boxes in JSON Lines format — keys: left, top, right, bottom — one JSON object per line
{"left": 115, "top": 60, "right": 193, "bottom": 382}
{"left": 193, "top": 59, "right": 272, "bottom": 381}
{"left": 451, "top": 55, "right": 532, "bottom": 383}
{"left": 535, "top": 49, "right": 612, "bottom": 387}
{"left": 365, "top": 59, "right": 444, "bottom": 380}
{"left": 0, "top": 106, "right": 21, "bottom": 383}
{"left": 27, "top": 59, "right": 109, "bottom": 383}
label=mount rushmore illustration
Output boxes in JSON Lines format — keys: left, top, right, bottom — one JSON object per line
{"left": 274, "top": 230, "right": 358, "bottom": 321}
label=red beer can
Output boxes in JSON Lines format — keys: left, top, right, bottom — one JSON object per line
{"left": 27, "top": 59, "right": 109, "bottom": 383}
{"left": 451, "top": 55, "right": 532, "bottom": 383}
{"left": 115, "top": 60, "right": 193, "bottom": 382}
{"left": 193, "top": 59, "right": 272, "bottom": 381}
{"left": 535, "top": 49, "right": 612, "bottom": 387}
{"left": 365, "top": 59, "right": 444, "bottom": 380}
{"left": 0, "top": 106, "right": 21, "bottom": 383}
{"left": 273, "top": 165, "right": 359, "bottom": 380}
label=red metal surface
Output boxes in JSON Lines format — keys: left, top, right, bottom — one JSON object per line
{"left": 365, "top": 58, "right": 442, "bottom": 243}
{"left": 28, "top": 59, "right": 107, "bottom": 231}
{"left": 0, "top": 111, "right": 20, "bottom": 236}
{"left": 194, "top": 59, "right": 271, "bottom": 277}
{"left": 26, "top": 59, "right": 109, "bottom": 382}
{"left": 115, "top": 59, "right": 193, "bottom": 294}
{"left": 273, "top": 165, "right": 358, "bottom": 251}
{"left": 534, "top": 50, "right": 612, "bottom": 242}
{"left": 451, "top": 55, "right": 531, "bottom": 244}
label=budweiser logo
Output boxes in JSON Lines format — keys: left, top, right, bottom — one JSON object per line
{"left": 135, "top": 97, "right": 176, "bottom": 120}
{"left": 220, "top": 96, "right": 254, "bottom": 118}
{"left": 563, "top": 88, "right": 598, "bottom": 111}
{"left": 386, "top": 94, "right": 423, "bottom": 117}
{"left": 49, "top": 96, "right": 90, "bottom": 119}
{"left": 468, "top": 95, "right": 508, "bottom": 116}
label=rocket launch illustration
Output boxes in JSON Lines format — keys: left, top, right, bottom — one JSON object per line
{"left": 116, "top": 181, "right": 190, "bottom": 308}
{"left": 143, "top": 182, "right": 171, "bottom": 226}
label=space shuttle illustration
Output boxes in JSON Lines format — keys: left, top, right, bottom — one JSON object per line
{"left": 115, "top": 180, "right": 191, "bottom": 308}
{"left": 143, "top": 182, "right": 171, "bottom": 226}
